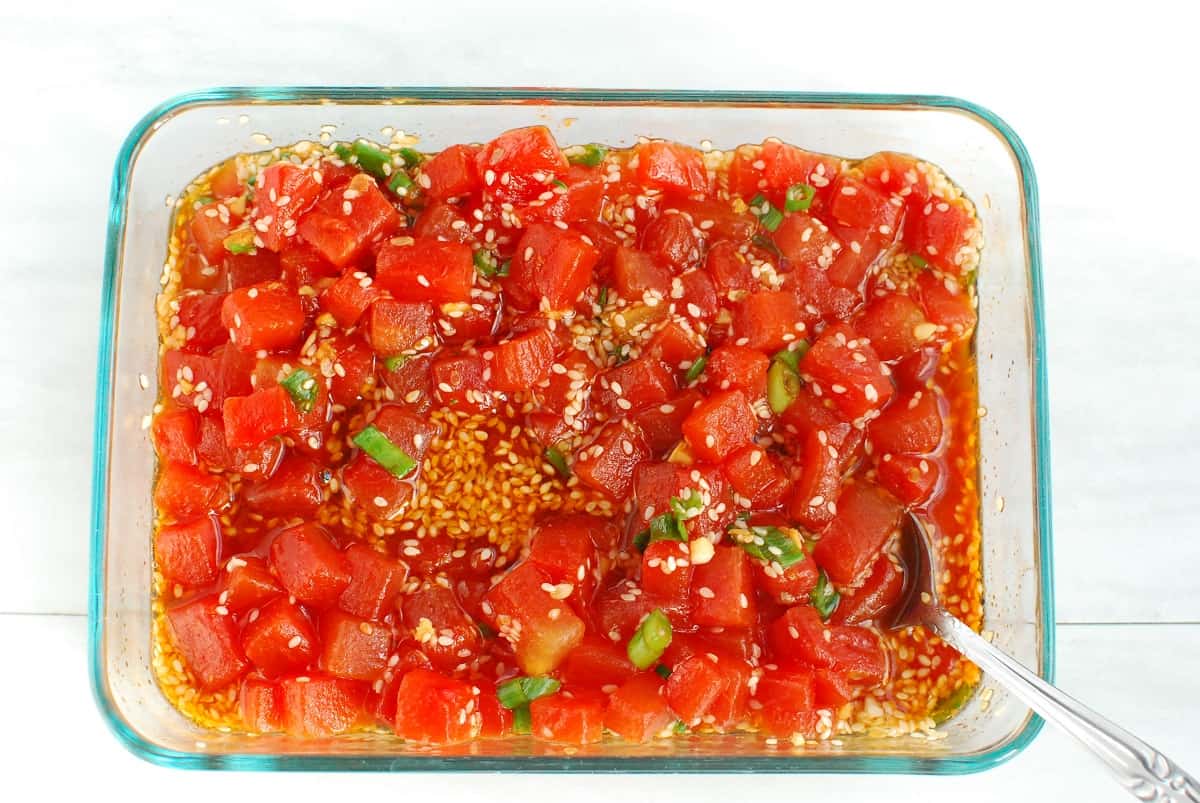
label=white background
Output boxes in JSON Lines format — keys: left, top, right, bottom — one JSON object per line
{"left": 2, "top": 1, "right": 1197, "bottom": 800}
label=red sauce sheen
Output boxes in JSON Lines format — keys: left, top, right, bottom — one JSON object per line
{"left": 152, "top": 127, "right": 984, "bottom": 745}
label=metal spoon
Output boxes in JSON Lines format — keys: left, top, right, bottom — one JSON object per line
{"left": 891, "top": 512, "right": 1198, "bottom": 801}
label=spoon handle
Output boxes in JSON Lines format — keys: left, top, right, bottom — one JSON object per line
{"left": 930, "top": 613, "right": 1198, "bottom": 802}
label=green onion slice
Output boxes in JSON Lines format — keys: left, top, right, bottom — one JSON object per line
{"left": 909, "top": 254, "right": 929, "bottom": 269}
{"left": 544, "top": 446, "right": 571, "bottom": 479}
{"left": 335, "top": 140, "right": 392, "bottom": 180}
{"left": 810, "top": 569, "right": 840, "bottom": 620}
{"left": 384, "top": 354, "right": 410, "bottom": 373}
{"left": 654, "top": 664, "right": 672, "bottom": 680}
{"left": 684, "top": 353, "right": 708, "bottom": 383}
{"left": 784, "top": 183, "right": 816, "bottom": 212}
{"left": 596, "top": 286, "right": 609, "bottom": 310}
{"left": 194, "top": 195, "right": 215, "bottom": 206}
{"left": 749, "top": 193, "right": 784, "bottom": 232}
{"left": 279, "top": 368, "right": 318, "bottom": 413}
{"left": 387, "top": 171, "right": 414, "bottom": 195}
{"left": 397, "top": 147, "right": 424, "bottom": 167}
{"left": 672, "top": 720, "right": 688, "bottom": 735}
{"left": 352, "top": 424, "right": 417, "bottom": 479}
{"left": 512, "top": 704, "right": 532, "bottom": 734}
{"left": 497, "top": 675, "right": 561, "bottom": 710}
{"left": 567, "top": 144, "right": 608, "bottom": 167}
{"left": 767, "top": 357, "right": 802, "bottom": 415}
{"left": 627, "top": 609, "right": 673, "bottom": 669}
{"left": 670, "top": 489, "right": 704, "bottom": 520}
{"left": 473, "top": 249, "right": 502, "bottom": 278}
{"left": 551, "top": 179, "right": 569, "bottom": 190}
{"left": 730, "top": 525, "right": 808, "bottom": 568}
{"left": 635, "top": 490, "right": 704, "bottom": 551}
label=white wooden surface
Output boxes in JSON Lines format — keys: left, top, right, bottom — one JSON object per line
{"left": 2, "top": 0, "right": 1197, "bottom": 799}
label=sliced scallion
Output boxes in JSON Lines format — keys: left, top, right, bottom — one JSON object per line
{"left": 654, "top": 664, "right": 672, "bottom": 680}
{"left": 544, "top": 446, "right": 571, "bottom": 479}
{"left": 470, "top": 247, "right": 504, "bottom": 278}
{"left": 767, "top": 351, "right": 803, "bottom": 415}
{"left": 194, "top": 195, "right": 215, "bottom": 206}
{"left": 551, "top": 179, "right": 568, "bottom": 190}
{"left": 279, "top": 368, "right": 318, "bottom": 414}
{"left": 335, "top": 140, "right": 392, "bottom": 180}
{"left": 398, "top": 147, "right": 424, "bottom": 167}
{"left": 672, "top": 720, "right": 688, "bottom": 735}
{"left": 627, "top": 608, "right": 673, "bottom": 669}
{"left": 497, "top": 675, "right": 561, "bottom": 710}
{"left": 684, "top": 353, "right": 708, "bottom": 383}
{"left": 512, "top": 705, "right": 532, "bottom": 734}
{"left": 909, "top": 254, "right": 929, "bottom": 269}
{"left": 352, "top": 424, "right": 417, "bottom": 479}
{"left": 388, "top": 170, "right": 414, "bottom": 196}
{"left": 750, "top": 193, "right": 784, "bottom": 233}
{"left": 568, "top": 144, "right": 608, "bottom": 167}
{"left": 810, "top": 569, "right": 840, "bottom": 620}
{"left": 384, "top": 354, "right": 410, "bottom": 372}
{"left": 597, "top": 286, "right": 609, "bottom": 310}
{"left": 784, "top": 183, "right": 816, "bottom": 212}
{"left": 730, "top": 525, "right": 808, "bottom": 568}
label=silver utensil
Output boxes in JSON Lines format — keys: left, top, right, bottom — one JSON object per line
{"left": 891, "top": 513, "right": 1198, "bottom": 802}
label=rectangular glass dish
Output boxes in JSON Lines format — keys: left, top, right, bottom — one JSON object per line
{"left": 90, "top": 87, "right": 1053, "bottom": 773}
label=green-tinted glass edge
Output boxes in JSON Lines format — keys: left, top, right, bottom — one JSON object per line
{"left": 90, "top": 86, "right": 1053, "bottom": 773}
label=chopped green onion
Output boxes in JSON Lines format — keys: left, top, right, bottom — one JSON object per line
{"left": 551, "top": 179, "right": 569, "bottom": 190}
{"left": 750, "top": 193, "right": 784, "bottom": 233}
{"left": 773, "top": 342, "right": 809, "bottom": 373}
{"left": 335, "top": 140, "right": 393, "bottom": 180}
{"left": 194, "top": 195, "right": 214, "bottom": 206}
{"left": 473, "top": 249, "right": 502, "bottom": 278}
{"left": 512, "top": 705, "right": 532, "bottom": 734}
{"left": 632, "top": 529, "right": 651, "bottom": 552}
{"left": 398, "top": 147, "right": 424, "bottom": 167}
{"left": 596, "top": 286, "right": 609, "bottom": 310}
{"left": 384, "top": 354, "right": 410, "bottom": 372}
{"left": 810, "top": 569, "right": 840, "bottom": 620}
{"left": 246, "top": 173, "right": 257, "bottom": 187}
{"left": 497, "top": 675, "right": 562, "bottom": 709}
{"left": 670, "top": 489, "right": 704, "bottom": 520}
{"left": 568, "top": 144, "right": 608, "bottom": 167}
{"left": 635, "top": 489, "right": 704, "bottom": 551}
{"left": 279, "top": 368, "right": 318, "bottom": 413}
{"left": 544, "top": 446, "right": 571, "bottom": 479}
{"left": 784, "top": 183, "right": 816, "bottom": 212}
{"left": 731, "top": 525, "right": 808, "bottom": 568}
{"left": 672, "top": 720, "right": 688, "bottom": 735}
{"left": 767, "top": 353, "right": 803, "bottom": 415}
{"left": 654, "top": 664, "right": 672, "bottom": 680}
{"left": 684, "top": 353, "right": 708, "bottom": 383}
{"left": 352, "top": 424, "right": 417, "bottom": 479}
{"left": 649, "top": 512, "right": 685, "bottom": 543}
{"left": 388, "top": 170, "right": 414, "bottom": 196}
{"left": 225, "top": 239, "right": 255, "bottom": 255}
{"left": 909, "top": 254, "right": 929, "bottom": 269}
{"left": 627, "top": 609, "right": 673, "bottom": 669}
{"left": 497, "top": 259, "right": 511, "bottom": 277}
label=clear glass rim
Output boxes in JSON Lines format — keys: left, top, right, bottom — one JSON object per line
{"left": 89, "top": 86, "right": 1054, "bottom": 773}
